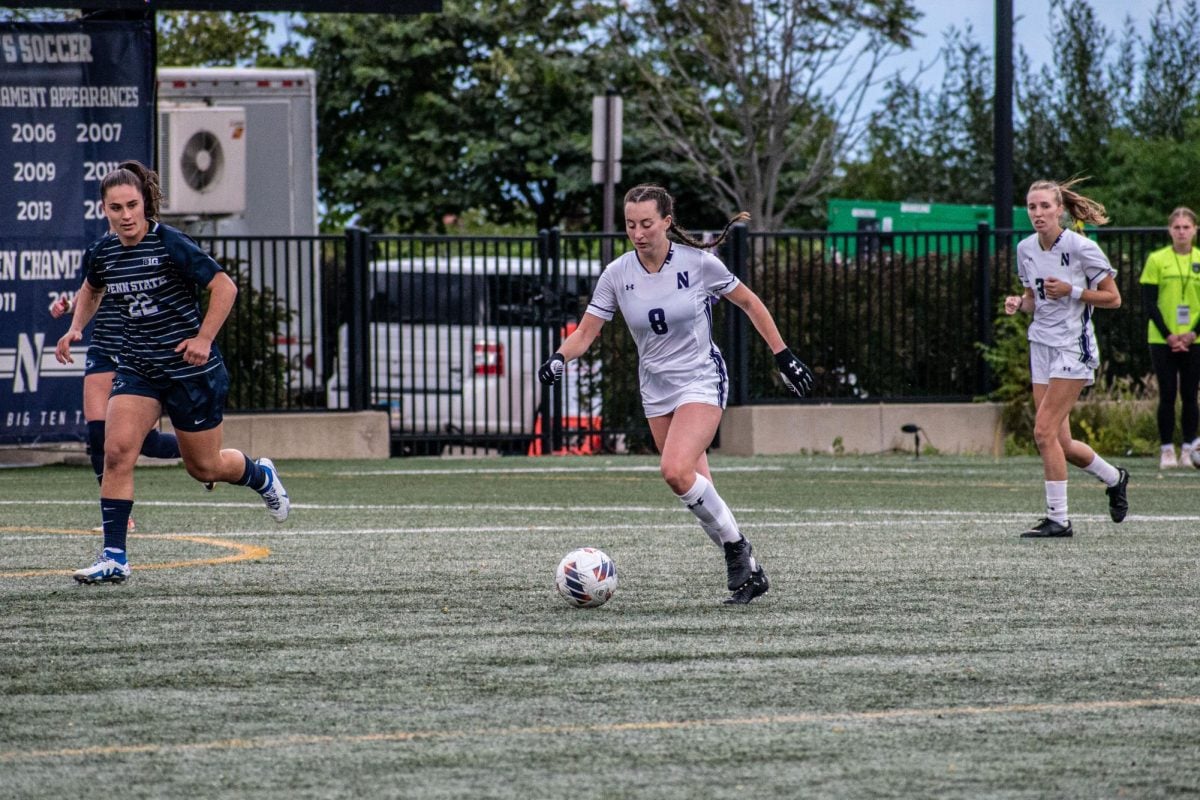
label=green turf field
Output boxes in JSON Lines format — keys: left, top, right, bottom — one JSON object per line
{"left": 2, "top": 454, "right": 1198, "bottom": 798}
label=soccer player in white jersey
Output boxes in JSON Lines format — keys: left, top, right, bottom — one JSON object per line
{"left": 54, "top": 161, "right": 290, "bottom": 584}
{"left": 1004, "top": 178, "right": 1129, "bottom": 538}
{"left": 538, "top": 185, "right": 814, "bottom": 604}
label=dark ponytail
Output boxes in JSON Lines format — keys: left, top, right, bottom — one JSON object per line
{"left": 100, "top": 159, "right": 162, "bottom": 220}
{"left": 624, "top": 184, "right": 749, "bottom": 250}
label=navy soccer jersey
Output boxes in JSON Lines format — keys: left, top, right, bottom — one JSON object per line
{"left": 86, "top": 295, "right": 125, "bottom": 367}
{"left": 83, "top": 222, "right": 225, "bottom": 381}
{"left": 79, "top": 238, "right": 124, "bottom": 366}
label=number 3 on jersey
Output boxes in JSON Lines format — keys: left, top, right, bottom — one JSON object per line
{"left": 1035, "top": 278, "right": 1046, "bottom": 300}
{"left": 649, "top": 307, "right": 668, "bottom": 335}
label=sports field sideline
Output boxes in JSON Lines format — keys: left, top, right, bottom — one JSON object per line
{"left": 2, "top": 454, "right": 1198, "bottom": 798}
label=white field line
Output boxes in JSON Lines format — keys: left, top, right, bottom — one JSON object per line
{"left": 5, "top": 517, "right": 1199, "bottom": 542}
{"left": 329, "top": 463, "right": 1043, "bottom": 477}
{"left": 336, "top": 464, "right": 785, "bottom": 476}
{"left": 0, "top": 520, "right": 979, "bottom": 541}
{"left": 3, "top": 497, "right": 1200, "bottom": 524}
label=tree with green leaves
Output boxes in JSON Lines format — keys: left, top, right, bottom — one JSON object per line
{"left": 301, "top": 3, "right": 610, "bottom": 233}
{"left": 839, "top": 24, "right": 993, "bottom": 205}
{"left": 1011, "top": 0, "right": 1118, "bottom": 195}
{"left": 612, "top": 0, "right": 919, "bottom": 230}
{"left": 155, "top": 12, "right": 278, "bottom": 68}
{"left": 1100, "top": 0, "right": 1200, "bottom": 223}
{"left": 837, "top": 0, "right": 1200, "bottom": 226}
{"left": 1128, "top": 0, "right": 1200, "bottom": 139}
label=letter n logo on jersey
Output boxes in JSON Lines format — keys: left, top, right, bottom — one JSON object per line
{"left": 1061, "top": 253, "right": 1070, "bottom": 267}
{"left": 677, "top": 272, "right": 690, "bottom": 289}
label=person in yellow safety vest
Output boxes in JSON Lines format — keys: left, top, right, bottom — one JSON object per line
{"left": 1140, "top": 206, "right": 1200, "bottom": 469}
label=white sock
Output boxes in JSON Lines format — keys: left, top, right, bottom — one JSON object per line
{"left": 677, "top": 474, "right": 742, "bottom": 546}
{"left": 1162, "top": 443, "right": 1176, "bottom": 454}
{"left": 1045, "top": 480, "right": 1068, "bottom": 524}
{"left": 1082, "top": 454, "right": 1120, "bottom": 486}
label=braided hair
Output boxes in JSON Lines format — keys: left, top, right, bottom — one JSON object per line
{"left": 100, "top": 159, "right": 163, "bottom": 220}
{"left": 624, "top": 184, "right": 749, "bottom": 249}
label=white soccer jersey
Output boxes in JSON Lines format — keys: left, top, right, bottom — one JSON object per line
{"left": 586, "top": 244, "right": 740, "bottom": 414}
{"left": 1016, "top": 229, "right": 1116, "bottom": 359}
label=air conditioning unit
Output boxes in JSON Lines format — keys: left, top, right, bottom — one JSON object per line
{"left": 158, "top": 106, "right": 247, "bottom": 216}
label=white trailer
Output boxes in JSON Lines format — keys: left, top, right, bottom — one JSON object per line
{"left": 155, "top": 66, "right": 317, "bottom": 237}
{"left": 155, "top": 67, "right": 322, "bottom": 399}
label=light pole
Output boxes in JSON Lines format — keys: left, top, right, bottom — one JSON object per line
{"left": 592, "top": 89, "right": 622, "bottom": 263}
{"left": 994, "top": 0, "right": 1014, "bottom": 231}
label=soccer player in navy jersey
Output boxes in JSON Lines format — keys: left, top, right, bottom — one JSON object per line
{"left": 538, "top": 184, "right": 814, "bottom": 605}
{"left": 1003, "top": 179, "right": 1129, "bottom": 538}
{"left": 50, "top": 285, "right": 184, "bottom": 533}
{"left": 54, "top": 160, "right": 289, "bottom": 584}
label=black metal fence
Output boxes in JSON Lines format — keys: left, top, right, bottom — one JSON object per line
{"left": 194, "top": 225, "right": 1167, "bottom": 455}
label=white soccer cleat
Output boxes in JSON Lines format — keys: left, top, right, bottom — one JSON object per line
{"left": 255, "top": 457, "right": 290, "bottom": 523}
{"left": 1181, "top": 443, "right": 1195, "bottom": 469}
{"left": 73, "top": 549, "right": 131, "bottom": 584}
{"left": 1160, "top": 447, "right": 1178, "bottom": 470}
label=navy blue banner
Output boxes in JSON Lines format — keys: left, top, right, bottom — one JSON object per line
{"left": 0, "top": 20, "right": 153, "bottom": 445}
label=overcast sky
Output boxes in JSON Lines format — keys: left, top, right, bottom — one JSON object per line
{"left": 902, "top": 0, "right": 1153, "bottom": 80}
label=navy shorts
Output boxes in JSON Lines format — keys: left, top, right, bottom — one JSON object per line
{"left": 110, "top": 362, "right": 230, "bottom": 433}
{"left": 84, "top": 347, "right": 119, "bottom": 376}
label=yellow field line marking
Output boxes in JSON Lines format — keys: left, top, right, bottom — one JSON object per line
{"left": 0, "top": 527, "right": 269, "bottom": 578}
{"left": 3, "top": 696, "right": 1197, "bottom": 762}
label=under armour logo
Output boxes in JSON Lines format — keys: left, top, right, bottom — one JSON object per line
{"left": 624, "top": 283, "right": 635, "bottom": 291}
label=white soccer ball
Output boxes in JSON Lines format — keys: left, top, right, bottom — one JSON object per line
{"left": 1192, "top": 447, "right": 1200, "bottom": 469}
{"left": 554, "top": 547, "right": 618, "bottom": 608}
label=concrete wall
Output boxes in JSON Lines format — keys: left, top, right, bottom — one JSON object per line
{"left": 716, "top": 403, "right": 1005, "bottom": 457}
{"left": 1, "top": 411, "right": 389, "bottom": 467}
{"left": 6, "top": 405, "right": 1005, "bottom": 464}
{"left": 163, "top": 411, "right": 390, "bottom": 460}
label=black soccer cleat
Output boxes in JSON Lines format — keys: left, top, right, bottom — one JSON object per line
{"left": 1020, "top": 518, "right": 1073, "bottom": 538}
{"left": 724, "top": 567, "right": 769, "bottom": 605}
{"left": 1106, "top": 467, "right": 1129, "bottom": 523}
{"left": 723, "top": 536, "right": 754, "bottom": 591}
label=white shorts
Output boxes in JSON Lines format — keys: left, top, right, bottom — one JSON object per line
{"left": 1029, "top": 340, "right": 1097, "bottom": 386}
{"left": 640, "top": 370, "right": 728, "bottom": 418}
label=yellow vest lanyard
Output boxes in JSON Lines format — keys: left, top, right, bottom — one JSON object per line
{"left": 1174, "top": 249, "right": 1197, "bottom": 328}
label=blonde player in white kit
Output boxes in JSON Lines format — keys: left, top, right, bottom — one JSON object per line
{"left": 1004, "top": 179, "right": 1129, "bottom": 538}
{"left": 539, "top": 185, "right": 814, "bottom": 604}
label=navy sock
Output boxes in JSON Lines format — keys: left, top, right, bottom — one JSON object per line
{"left": 235, "top": 454, "right": 268, "bottom": 492}
{"left": 99, "top": 497, "right": 133, "bottom": 553}
{"left": 140, "top": 429, "right": 181, "bottom": 459}
{"left": 86, "top": 420, "right": 105, "bottom": 483}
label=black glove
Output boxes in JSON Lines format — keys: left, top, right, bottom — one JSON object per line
{"left": 538, "top": 353, "right": 565, "bottom": 386}
{"left": 774, "top": 348, "right": 814, "bottom": 398}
